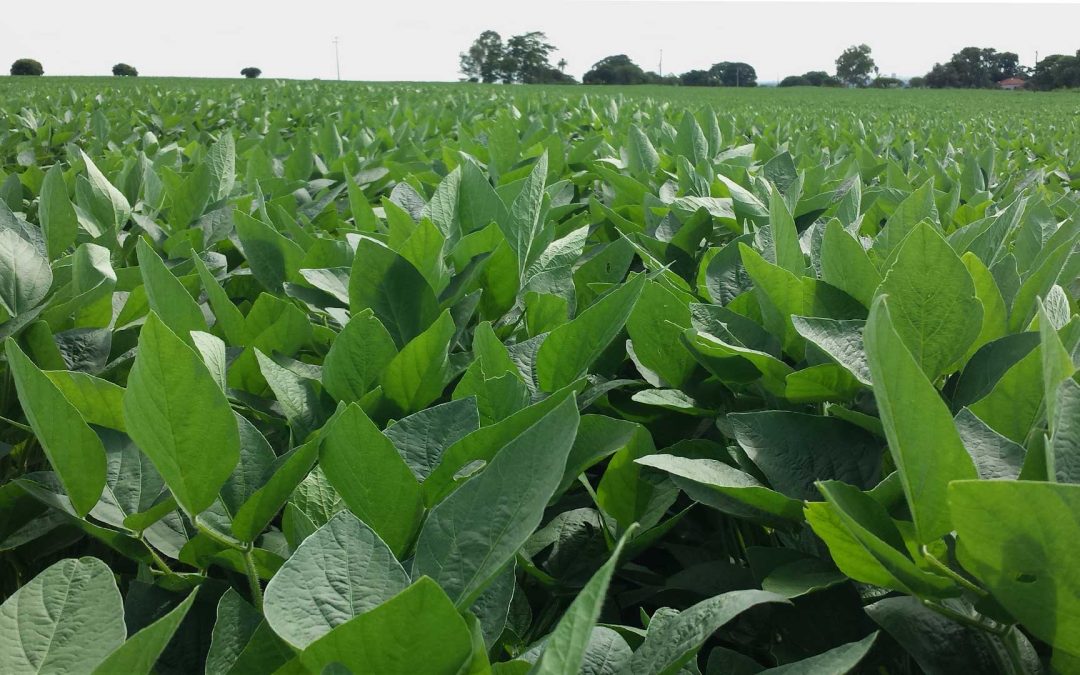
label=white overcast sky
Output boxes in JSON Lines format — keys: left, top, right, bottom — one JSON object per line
{"left": 4, "top": 1, "right": 1078, "bottom": 82}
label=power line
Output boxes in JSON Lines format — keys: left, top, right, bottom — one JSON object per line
{"left": 333, "top": 37, "right": 341, "bottom": 81}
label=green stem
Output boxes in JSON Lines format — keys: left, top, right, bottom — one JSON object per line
{"left": 141, "top": 537, "right": 175, "bottom": 576}
{"left": 243, "top": 546, "right": 264, "bottom": 611}
{"left": 921, "top": 600, "right": 1006, "bottom": 636}
{"left": 0, "top": 414, "right": 32, "bottom": 433}
{"left": 921, "top": 547, "right": 987, "bottom": 597}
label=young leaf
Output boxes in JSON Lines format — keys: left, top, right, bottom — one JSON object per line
{"left": 122, "top": 312, "right": 240, "bottom": 515}
{"left": 0, "top": 557, "right": 125, "bottom": 674}
{"left": 349, "top": 236, "right": 439, "bottom": 348}
{"left": 263, "top": 510, "right": 411, "bottom": 649}
{"left": 5, "top": 339, "right": 106, "bottom": 516}
{"left": 91, "top": 588, "right": 198, "bottom": 675}
{"left": 864, "top": 296, "right": 977, "bottom": 543}
{"left": 413, "top": 394, "right": 580, "bottom": 608}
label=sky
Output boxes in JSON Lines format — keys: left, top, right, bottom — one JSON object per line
{"left": 4, "top": 1, "right": 1078, "bottom": 83}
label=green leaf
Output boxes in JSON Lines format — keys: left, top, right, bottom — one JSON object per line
{"left": 231, "top": 438, "right": 320, "bottom": 542}
{"left": 299, "top": 577, "right": 473, "bottom": 675}
{"left": 627, "top": 590, "right": 789, "bottom": 675}
{"left": 820, "top": 219, "right": 880, "bottom": 308}
{"left": 500, "top": 153, "right": 548, "bottom": 279}
{"left": 875, "top": 180, "right": 936, "bottom": 256}
{"left": 0, "top": 229, "right": 52, "bottom": 317}
{"left": 235, "top": 210, "right": 305, "bottom": 294}
{"left": 92, "top": 588, "right": 198, "bottom": 675}
{"left": 379, "top": 309, "right": 456, "bottom": 416}
{"left": 413, "top": 394, "right": 580, "bottom": 609}
{"left": 636, "top": 454, "right": 803, "bottom": 527}
{"left": 864, "top": 296, "right": 976, "bottom": 543}
{"left": 0, "top": 557, "right": 125, "bottom": 674}
{"left": 349, "top": 236, "right": 439, "bottom": 348}
{"left": 38, "top": 164, "right": 78, "bottom": 259}
{"left": 264, "top": 510, "right": 411, "bottom": 649}
{"left": 762, "top": 633, "right": 878, "bottom": 674}
{"left": 80, "top": 150, "right": 131, "bottom": 234}
{"left": 537, "top": 274, "right": 645, "bottom": 392}
{"left": 531, "top": 525, "right": 637, "bottom": 675}
{"left": 867, "top": 597, "right": 1039, "bottom": 675}
{"left": 626, "top": 279, "right": 698, "bottom": 388}
{"left": 729, "top": 411, "right": 882, "bottom": 499}
{"left": 44, "top": 370, "right": 126, "bottom": 431}
{"left": 876, "top": 222, "right": 982, "bottom": 379}
{"left": 5, "top": 340, "right": 106, "bottom": 516}
{"left": 136, "top": 238, "right": 207, "bottom": 341}
{"left": 122, "top": 312, "right": 240, "bottom": 515}
{"left": 384, "top": 397, "right": 480, "bottom": 481}
{"left": 319, "top": 403, "right": 424, "bottom": 557}
{"left": 206, "top": 589, "right": 293, "bottom": 675}
{"left": 767, "top": 185, "right": 804, "bottom": 276}
{"left": 326, "top": 308, "right": 403, "bottom": 401}
{"left": 950, "top": 480, "right": 1080, "bottom": 657}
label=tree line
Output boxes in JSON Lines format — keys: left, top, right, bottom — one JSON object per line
{"left": 462, "top": 31, "right": 1080, "bottom": 91}
{"left": 9, "top": 59, "right": 264, "bottom": 79}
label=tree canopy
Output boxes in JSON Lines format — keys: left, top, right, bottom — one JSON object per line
{"left": 1030, "top": 51, "right": 1080, "bottom": 90}
{"left": 835, "top": 45, "right": 877, "bottom": 87}
{"left": 112, "top": 63, "right": 138, "bottom": 77}
{"left": 923, "top": 47, "right": 1021, "bottom": 88}
{"left": 779, "top": 70, "right": 841, "bottom": 87}
{"left": 583, "top": 55, "right": 648, "bottom": 85}
{"left": 10, "top": 59, "right": 43, "bottom": 76}
{"left": 460, "top": 30, "right": 574, "bottom": 84}
{"left": 241, "top": 67, "right": 262, "bottom": 79}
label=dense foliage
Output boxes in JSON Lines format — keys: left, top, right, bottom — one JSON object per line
{"left": 241, "top": 67, "right": 262, "bottom": 79}
{"left": 9, "top": 59, "right": 43, "bottom": 76}
{"left": 460, "top": 31, "right": 575, "bottom": 84}
{"left": 923, "top": 47, "right": 1022, "bottom": 89}
{"left": 112, "top": 63, "right": 139, "bottom": 77}
{"left": 0, "top": 80, "right": 1079, "bottom": 674}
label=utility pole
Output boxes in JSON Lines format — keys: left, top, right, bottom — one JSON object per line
{"left": 658, "top": 49, "right": 663, "bottom": 78}
{"left": 333, "top": 37, "right": 341, "bottom": 81}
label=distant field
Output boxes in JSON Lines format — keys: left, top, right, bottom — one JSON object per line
{"left": 1, "top": 76, "right": 1079, "bottom": 673}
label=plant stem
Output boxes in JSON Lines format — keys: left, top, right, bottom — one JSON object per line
{"left": 921, "top": 546, "right": 987, "bottom": 597}
{"left": 921, "top": 599, "right": 1006, "bottom": 636}
{"left": 141, "top": 537, "right": 175, "bottom": 576}
{"left": 243, "top": 545, "right": 264, "bottom": 611}
{"left": 0, "top": 414, "right": 32, "bottom": 433}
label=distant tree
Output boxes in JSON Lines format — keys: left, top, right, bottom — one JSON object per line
{"left": 779, "top": 75, "right": 811, "bottom": 87}
{"left": 583, "top": 55, "right": 647, "bottom": 85}
{"left": 1030, "top": 52, "right": 1080, "bottom": 90}
{"left": 643, "top": 71, "right": 680, "bottom": 85}
{"left": 112, "top": 63, "right": 138, "bottom": 77}
{"left": 907, "top": 76, "right": 927, "bottom": 88}
{"left": 923, "top": 48, "right": 1022, "bottom": 88}
{"left": 526, "top": 67, "right": 577, "bottom": 84}
{"left": 503, "top": 31, "right": 556, "bottom": 83}
{"left": 460, "top": 30, "right": 505, "bottom": 83}
{"left": 710, "top": 62, "right": 757, "bottom": 87}
{"left": 241, "top": 67, "right": 262, "bottom": 79}
{"left": 557, "top": 58, "right": 567, "bottom": 73}
{"left": 10, "top": 58, "right": 43, "bottom": 76}
{"left": 680, "top": 69, "right": 718, "bottom": 86}
{"left": 835, "top": 45, "right": 877, "bottom": 87}
{"left": 871, "top": 76, "right": 902, "bottom": 88}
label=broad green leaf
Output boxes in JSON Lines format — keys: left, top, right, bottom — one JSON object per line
{"left": 413, "top": 395, "right": 579, "bottom": 608}
{"left": 763, "top": 632, "right": 878, "bottom": 674}
{"left": 790, "top": 316, "right": 870, "bottom": 385}
{"left": 122, "top": 312, "right": 240, "bottom": 515}
{"left": 384, "top": 397, "right": 480, "bottom": 481}
{"left": 0, "top": 229, "right": 52, "bottom": 317}
{"left": 349, "top": 236, "right": 439, "bottom": 348}
{"left": 380, "top": 309, "right": 455, "bottom": 416}
{"left": 235, "top": 210, "right": 305, "bottom": 294}
{"left": 531, "top": 525, "right": 637, "bottom": 675}
{"left": 864, "top": 296, "right": 976, "bottom": 543}
{"left": 231, "top": 438, "right": 320, "bottom": 542}
{"left": 627, "top": 590, "right": 788, "bottom": 675}
{"left": 767, "top": 185, "right": 804, "bottom": 276}
{"left": 867, "top": 597, "right": 1039, "bottom": 675}
{"left": 80, "top": 150, "right": 130, "bottom": 234}
{"left": 264, "top": 510, "right": 411, "bottom": 649}
{"left": 38, "top": 164, "right": 78, "bottom": 259}
{"left": 136, "top": 238, "right": 207, "bottom": 340}
{"left": 326, "top": 308, "right": 403, "bottom": 401}
{"left": 319, "top": 403, "right": 423, "bottom": 556}
{"left": 875, "top": 180, "right": 936, "bottom": 256}
{"left": 6, "top": 340, "right": 106, "bottom": 516}
{"left": 876, "top": 222, "right": 982, "bottom": 379}
{"left": 206, "top": 589, "right": 293, "bottom": 675}
{"left": 299, "top": 577, "right": 473, "bottom": 675}
{"left": 0, "top": 557, "right": 125, "bottom": 674}
{"left": 950, "top": 480, "right": 1080, "bottom": 657}
{"left": 536, "top": 273, "right": 645, "bottom": 392}
{"left": 636, "top": 454, "right": 802, "bottom": 527}
{"left": 820, "top": 219, "right": 880, "bottom": 308}
{"left": 500, "top": 153, "right": 549, "bottom": 279}
{"left": 626, "top": 279, "right": 698, "bottom": 388}
{"left": 91, "top": 588, "right": 197, "bottom": 675}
